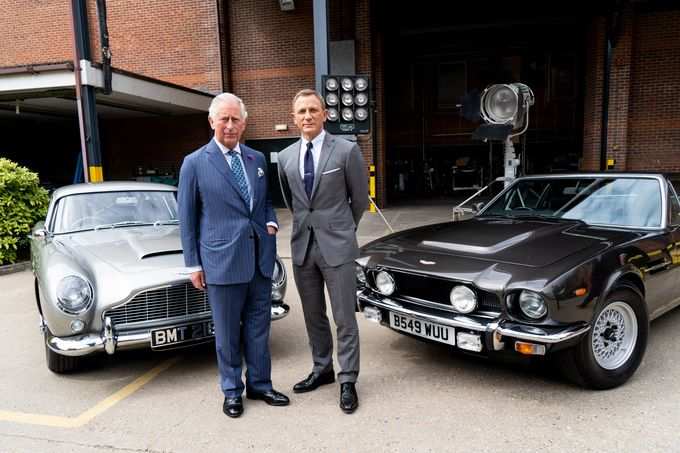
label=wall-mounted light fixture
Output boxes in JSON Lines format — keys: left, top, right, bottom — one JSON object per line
{"left": 279, "top": 0, "right": 294, "bottom": 11}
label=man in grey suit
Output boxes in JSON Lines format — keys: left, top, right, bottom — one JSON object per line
{"left": 178, "top": 93, "right": 289, "bottom": 418}
{"left": 278, "top": 89, "right": 368, "bottom": 414}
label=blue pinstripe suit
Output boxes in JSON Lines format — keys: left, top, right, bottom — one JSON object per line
{"left": 178, "top": 139, "right": 277, "bottom": 397}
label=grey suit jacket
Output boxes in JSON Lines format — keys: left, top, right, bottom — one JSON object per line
{"left": 278, "top": 133, "right": 368, "bottom": 267}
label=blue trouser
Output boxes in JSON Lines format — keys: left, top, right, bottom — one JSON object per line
{"left": 207, "top": 272, "right": 273, "bottom": 397}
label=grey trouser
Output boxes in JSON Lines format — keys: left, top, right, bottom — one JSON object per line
{"left": 293, "top": 239, "right": 360, "bottom": 384}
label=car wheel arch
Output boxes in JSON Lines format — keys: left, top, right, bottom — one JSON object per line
{"left": 600, "top": 267, "right": 646, "bottom": 310}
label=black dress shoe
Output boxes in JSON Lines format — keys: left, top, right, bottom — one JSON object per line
{"left": 223, "top": 396, "right": 243, "bottom": 418}
{"left": 293, "top": 369, "right": 335, "bottom": 393}
{"left": 340, "top": 383, "right": 358, "bottom": 414}
{"left": 246, "top": 388, "right": 290, "bottom": 406}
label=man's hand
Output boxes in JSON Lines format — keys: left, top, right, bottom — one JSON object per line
{"left": 267, "top": 225, "right": 277, "bottom": 235}
{"left": 190, "top": 270, "right": 206, "bottom": 290}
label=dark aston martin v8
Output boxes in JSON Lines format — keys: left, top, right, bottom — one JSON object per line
{"left": 356, "top": 173, "right": 680, "bottom": 389}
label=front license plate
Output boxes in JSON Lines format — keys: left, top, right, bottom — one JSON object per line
{"left": 151, "top": 321, "right": 214, "bottom": 348}
{"left": 389, "top": 312, "right": 455, "bottom": 346}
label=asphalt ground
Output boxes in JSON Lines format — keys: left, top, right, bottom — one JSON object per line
{"left": 2, "top": 204, "right": 680, "bottom": 452}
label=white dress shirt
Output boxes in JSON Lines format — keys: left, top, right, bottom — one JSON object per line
{"left": 298, "top": 130, "right": 326, "bottom": 179}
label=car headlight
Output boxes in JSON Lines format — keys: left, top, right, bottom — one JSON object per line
{"left": 374, "top": 271, "right": 395, "bottom": 296}
{"left": 518, "top": 290, "right": 547, "bottom": 319}
{"left": 56, "top": 275, "right": 93, "bottom": 314}
{"left": 355, "top": 265, "right": 367, "bottom": 285}
{"left": 450, "top": 285, "right": 477, "bottom": 313}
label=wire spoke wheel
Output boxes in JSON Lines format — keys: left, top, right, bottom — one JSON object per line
{"left": 591, "top": 301, "right": 638, "bottom": 370}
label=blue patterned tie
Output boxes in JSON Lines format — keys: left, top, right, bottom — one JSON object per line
{"left": 304, "top": 142, "right": 314, "bottom": 199}
{"left": 227, "top": 150, "right": 250, "bottom": 205}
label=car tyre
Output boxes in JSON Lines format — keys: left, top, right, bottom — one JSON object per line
{"left": 564, "top": 287, "right": 648, "bottom": 389}
{"left": 45, "top": 334, "right": 82, "bottom": 374}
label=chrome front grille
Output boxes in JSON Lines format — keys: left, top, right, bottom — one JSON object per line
{"left": 105, "top": 283, "right": 210, "bottom": 327}
{"left": 368, "top": 269, "right": 502, "bottom": 313}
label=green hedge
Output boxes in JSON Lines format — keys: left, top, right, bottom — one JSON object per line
{"left": 0, "top": 158, "right": 49, "bottom": 265}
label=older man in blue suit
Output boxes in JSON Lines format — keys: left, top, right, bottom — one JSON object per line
{"left": 178, "top": 93, "right": 289, "bottom": 418}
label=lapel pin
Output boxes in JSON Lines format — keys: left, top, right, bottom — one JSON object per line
{"left": 257, "top": 167, "right": 265, "bottom": 178}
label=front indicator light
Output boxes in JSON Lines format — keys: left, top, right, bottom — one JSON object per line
{"left": 515, "top": 341, "right": 546, "bottom": 356}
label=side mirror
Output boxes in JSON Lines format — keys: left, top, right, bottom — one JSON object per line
{"left": 472, "top": 202, "right": 485, "bottom": 213}
{"left": 32, "top": 229, "right": 49, "bottom": 240}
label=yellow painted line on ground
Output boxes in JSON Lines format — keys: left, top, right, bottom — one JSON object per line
{"left": 0, "top": 356, "right": 181, "bottom": 428}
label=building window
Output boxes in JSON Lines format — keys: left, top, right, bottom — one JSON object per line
{"left": 437, "top": 62, "right": 466, "bottom": 109}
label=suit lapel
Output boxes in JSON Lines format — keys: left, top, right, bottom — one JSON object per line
{"left": 241, "top": 145, "right": 257, "bottom": 205}
{"left": 206, "top": 140, "right": 247, "bottom": 207}
{"left": 288, "top": 139, "right": 307, "bottom": 205}
{"left": 310, "top": 134, "right": 336, "bottom": 200}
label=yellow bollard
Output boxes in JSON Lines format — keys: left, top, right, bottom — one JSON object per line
{"left": 369, "top": 165, "right": 376, "bottom": 213}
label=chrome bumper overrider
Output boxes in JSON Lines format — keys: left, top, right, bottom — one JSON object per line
{"left": 357, "top": 291, "right": 590, "bottom": 345}
{"left": 46, "top": 303, "right": 290, "bottom": 357}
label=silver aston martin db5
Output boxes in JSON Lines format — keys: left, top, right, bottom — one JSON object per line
{"left": 30, "top": 182, "right": 288, "bottom": 373}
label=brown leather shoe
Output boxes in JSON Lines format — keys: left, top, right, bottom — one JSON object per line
{"left": 340, "top": 383, "right": 358, "bottom": 414}
{"left": 293, "top": 369, "right": 335, "bottom": 393}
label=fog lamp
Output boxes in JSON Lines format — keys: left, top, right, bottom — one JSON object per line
{"left": 518, "top": 290, "right": 547, "bottom": 319}
{"left": 457, "top": 332, "right": 482, "bottom": 352}
{"left": 449, "top": 285, "right": 477, "bottom": 313}
{"left": 375, "top": 271, "right": 395, "bottom": 296}
{"left": 363, "top": 306, "right": 382, "bottom": 323}
{"left": 70, "top": 319, "right": 86, "bottom": 334}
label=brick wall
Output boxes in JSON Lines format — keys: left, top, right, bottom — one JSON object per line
{"left": 583, "top": 7, "right": 680, "bottom": 173}
{"left": 0, "top": 0, "right": 222, "bottom": 93}
{"left": 226, "top": 0, "right": 315, "bottom": 140}
{"left": 627, "top": 9, "right": 680, "bottom": 172}
{"left": 0, "top": 0, "right": 73, "bottom": 66}
{"left": 581, "top": 17, "right": 605, "bottom": 171}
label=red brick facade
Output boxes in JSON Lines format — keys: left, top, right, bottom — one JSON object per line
{"left": 582, "top": 6, "right": 680, "bottom": 173}
{"left": 4, "top": 1, "right": 680, "bottom": 202}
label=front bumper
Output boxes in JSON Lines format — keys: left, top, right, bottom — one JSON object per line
{"left": 46, "top": 302, "right": 290, "bottom": 357}
{"left": 357, "top": 290, "right": 589, "bottom": 353}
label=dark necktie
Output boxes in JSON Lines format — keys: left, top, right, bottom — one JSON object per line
{"left": 304, "top": 141, "right": 314, "bottom": 199}
{"left": 227, "top": 150, "right": 250, "bottom": 205}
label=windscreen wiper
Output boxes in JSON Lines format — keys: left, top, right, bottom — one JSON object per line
{"left": 153, "top": 219, "right": 180, "bottom": 226}
{"left": 94, "top": 221, "right": 151, "bottom": 230}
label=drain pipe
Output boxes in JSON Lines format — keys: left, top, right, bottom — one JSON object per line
{"left": 600, "top": 16, "right": 612, "bottom": 171}
{"left": 70, "top": 0, "right": 103, "bottom": 182}
{"left": 600, "top": 2, "right": 624, "bottom": 171}
{"left": 96, "top": 0, "right": 112, "bottom": 94}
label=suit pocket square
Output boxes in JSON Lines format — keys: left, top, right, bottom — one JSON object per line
{"left": 257, "top": 167, "right": 265, "bottom": 178}
{"left": 322, "top": 167, "right": 341, "bottom": 175}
